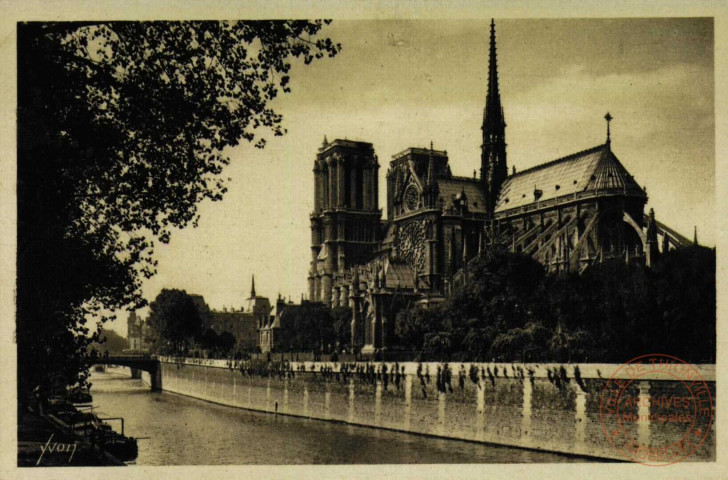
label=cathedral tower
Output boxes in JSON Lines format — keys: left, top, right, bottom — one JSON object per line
{"left": 309, "top": 138, "right": 382, "bottom": 306}
{"left": 481, "top": 19, "right": 507, "bottom": 214}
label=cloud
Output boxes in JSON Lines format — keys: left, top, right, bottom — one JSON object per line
{"left": 507, "top": 63, "right": 713, "bottom": 165}
{"left": 504, "top": 63, "right": 714, "bottom": 246}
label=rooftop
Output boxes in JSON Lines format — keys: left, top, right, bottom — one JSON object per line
{"left": 318, "top": 138, "right": 374, "bottom": 153}
{"left": 495, "top": 143, "right": 646, "bottom": 213}
{"left": 391, "top": 147, "right": 448, "bottom": 160}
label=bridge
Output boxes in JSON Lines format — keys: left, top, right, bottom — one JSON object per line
{"left": 91, "top": 355, "right": 162, "bottom": 391}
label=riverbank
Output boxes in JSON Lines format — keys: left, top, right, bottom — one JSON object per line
{"left": 92, "top": 371, "right": 587, "bottom": 464}
{"left": 151, "top": 358, "right": 716, "bottom": 462}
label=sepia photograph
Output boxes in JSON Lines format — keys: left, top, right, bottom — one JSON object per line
{"left": 5, "top": 4, "right": 724, "bottom": 479}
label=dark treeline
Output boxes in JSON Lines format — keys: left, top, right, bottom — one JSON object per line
{"left": 144, "top": 291, "right": 352, "bottom": 358}
{"left": 152, "top": 248, "right": 715, "bottom": 365}
{"left": 395, "top": 247, "right": 715, "bottom": 364}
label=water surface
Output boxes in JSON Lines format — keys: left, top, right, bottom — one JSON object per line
{"left": 90, "top": 368, "right": 587, "bottom": 465}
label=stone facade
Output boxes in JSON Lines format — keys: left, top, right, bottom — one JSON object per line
{"left": 195, "top": 277, "right": 272, "bottom": 351}
{"left": 308, "top": 139, "right": 382, "bottom": 307}
{"left": 206, "top": 309, "right": 259, "bottom": 350}
{"left": 126, "top": 311, "right": 145, "bottom": 351}
{"left": 259, "top": 295, "right": 292, "bottom": 353}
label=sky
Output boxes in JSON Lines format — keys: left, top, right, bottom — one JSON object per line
{"left": 108, "top": 18, "right": 714, "bottom": 333}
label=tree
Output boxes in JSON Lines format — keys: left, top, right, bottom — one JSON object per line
{"left": 461, "top": 326, "right": 497, "bottom": 361}
{"left": 452, "top": 251, "right": 545, "bottom": 333}
{"left": 490, "top": 322, "right": 550, "bottom": 362}
{"left": 647, "top": 246, "right": 715, "bottom": 362}
{"left": 427, "top": 252, "right": 545, "bottom": 360}
{"left": 548, "top": 326, "right": 593, "bottom": 363}
{"left": 217, "top": 331, "right": 237, "bottom": 355}
{"left": 421, "top": 332, "right": 453, "bottom": 361}
{"left": 88, "top": 329, "right": 128, "bottom": 355}
{"left": 198, "top": 328, "right": 220, "bottom": 351}
{"left": 17, "top": 21, "right": 340, "bottom": 398}
{"left": 394, "top": 305, "right": 444, "bottom": 351}
{"left": 331, "top": 306, "right": 352, "bottom": 351}
{"left": 278, "top": 302, "right": 334, "bottom": 352}
{"left": 146, "top": 289, "right": 202, "bottom": 354}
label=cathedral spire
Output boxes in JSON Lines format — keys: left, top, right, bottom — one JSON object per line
{"left": 427, "top": 147, "right": 435, "bottom": 186}
{"left": 481, "top": 19, "right": 507, "bottom": 215}
{"left": 485, "top": 19, "right": 504, "bottom": 129}
{"left": 250, "top": 274, "right": 256, "bottom": 298}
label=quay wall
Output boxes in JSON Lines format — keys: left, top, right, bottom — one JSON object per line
{"left": 153, "top": 358, "right": 715, "bottom": 461}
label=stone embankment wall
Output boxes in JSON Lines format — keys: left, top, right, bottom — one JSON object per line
{"left": 152, "top": 358, "right": 715, "bottom": 461}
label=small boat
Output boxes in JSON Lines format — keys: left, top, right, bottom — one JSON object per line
{"left": 47, "top": 411, "right": 139, "bottom": 463}
{"left": 94, "top": 430, "right": 138, "bottom": 462}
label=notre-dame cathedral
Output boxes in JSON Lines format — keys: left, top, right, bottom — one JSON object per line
{"left": 307, "top": 20, "right": 692, "bottom": 357}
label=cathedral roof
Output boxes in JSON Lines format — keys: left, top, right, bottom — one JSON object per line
{"left": 495, "top": 144, "right": 645, "bottom": 213}
{"left": 269, "top": 313, "right": 281, "bottom": 329}
{"left": 438, "top": 177, "right": 488, "bottom": 213}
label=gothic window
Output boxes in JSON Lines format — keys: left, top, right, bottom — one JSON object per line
{"left": 404, "top": 185, "right": 420, "bottom": 212}
{"left": 397, "top": 220, "right": 427, "bottom": 272}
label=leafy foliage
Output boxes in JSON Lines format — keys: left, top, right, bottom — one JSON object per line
{"left": 331, "top": 306, "right": 352, "bottom": 351}
{"left": 146, "top": 289, "right": 202, "bottom": 354}
{"left": 197, "top": 328, "right": 237, "bottom": 357}
{"left": 217, "top": 331, "right": 237, "bottom": 352}
{"left": 278, "top": 301, "right": 335, "bottom": 353}
{"left": 198, "top": 328, "right": 221, "bottom": 350}
{"left": 395, "top": 305, "right": 444, "bottom": 351}
{"left": 397, "top": 248, "right": 715, "bottom": 363}
{"left": 88, "top": 329, "right": 129, "bottom": 355}
{"left": 17, "top": 21, "right": 340, "bottom": 396}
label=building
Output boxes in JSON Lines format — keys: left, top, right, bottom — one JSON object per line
{"left": 308, "top": 139, "right": 382, "bottom": 307}
{"left": 205, "top": 308, "right": 258, "bottom": 350}
{"left": 307, "top": 20, "right": 693, "bottom": 358}
{"left": 259, "top": 297, "right": 338, "bottom": 354}
{"left": 195, "top": 276, "right": 272, "bottom": 351}
{"left": 126, "top": 311, "right": 145, "bottom": 351}
{"left": 259, "top": 295, "right": 293, "bottom": 353}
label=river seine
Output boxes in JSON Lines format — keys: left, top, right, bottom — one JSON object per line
{"left": 90, "top": 368, "right": 586, "bottom": 465}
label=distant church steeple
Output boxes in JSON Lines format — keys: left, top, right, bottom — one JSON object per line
{"left": 481, "top": 19, "right": 507, "bottom": 214}
{"left": 250, "top": 275, "right": 256, "bottom": 298}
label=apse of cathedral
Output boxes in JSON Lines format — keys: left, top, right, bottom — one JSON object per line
{"left": 308, "top": 20, "right": 692, "bottom": 357}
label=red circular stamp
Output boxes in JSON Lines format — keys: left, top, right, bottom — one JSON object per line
{"left": 599, "top": 354, "right": 713, "bottom": 465}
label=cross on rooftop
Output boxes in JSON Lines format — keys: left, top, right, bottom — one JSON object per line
{"left": 605, "top": 112, "right": 613, "bottom": 143}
